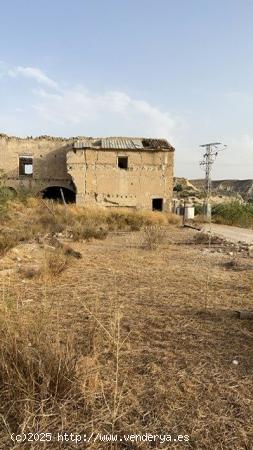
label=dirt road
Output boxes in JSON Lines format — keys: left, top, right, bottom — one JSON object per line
{"left": 202, "top": 223, "right": 253, "bottom": 244}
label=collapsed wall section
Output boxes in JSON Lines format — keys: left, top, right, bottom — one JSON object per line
{"left": 0, "top": 135, "right": 75, "bottom": 195}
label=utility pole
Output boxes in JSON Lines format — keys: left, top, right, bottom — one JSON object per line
{"left": 200, "top": 142, "right": 226, "bottom": 219}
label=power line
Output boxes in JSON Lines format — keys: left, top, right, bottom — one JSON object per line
{"left": 199, "top": 142, "right": 227, "bottom": 218}
{"left": 199, "top": 142, "right": 226, "bottom": 311}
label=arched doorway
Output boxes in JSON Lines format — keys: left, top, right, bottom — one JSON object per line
{"left": 41, "top": 186, "right": 76, "bottom": 203}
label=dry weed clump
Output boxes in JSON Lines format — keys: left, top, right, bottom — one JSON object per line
{"left": 140, "top": 225, "right": 167, "bottom": 250}
{"left": 71, "top": 221, "right": 108, "bottom": 241}
{"left": 17, "top": 265, "right": 40, "bottom": 279}
{"left": 0, "top": 308, "right": 83, "bottom": 443}
{"left": 193, "top": 231, "right": 210, "bottom": 244}
{"left": 105, "top": 209, "right": 145, "bottom": 231}
{"left": 17, "top": 248, "right": 71, "bottom": 280}
{"left": 42, "top": 248, "right": 70, "bottom": 277}
{"left": 166, "top": 212, "right": 181, "bottom": 225}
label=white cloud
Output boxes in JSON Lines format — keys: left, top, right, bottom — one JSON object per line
{"left": 29, "top": 82, "right": 179, "bottom": 140}
{"left": 2, "top": 64, "right": 180, "bottom": 139}
{"left": 8, "top": 66, "right": 58, "bottom": 89}
{"left": 0, "top": 63, "right": 187, "bottom": 143}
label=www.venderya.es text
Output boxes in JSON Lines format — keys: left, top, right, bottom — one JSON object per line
{"left": 11, "top": 432, "right": 190, "bottom": 444}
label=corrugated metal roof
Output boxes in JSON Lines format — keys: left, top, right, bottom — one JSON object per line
{"left": 74, "top": 138, "right": 94, "bottom": 149}
{"left": 101, "top": 137, "right": 144, "bottom": 149}
{"left": 73, "top": 137, "right": 174, "bottom": 151}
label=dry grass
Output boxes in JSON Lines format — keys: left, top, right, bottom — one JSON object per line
{"left": 0, "top": 232, "right": 19, "bottom": 256}
{"left": 0, "top": 306, "right": 82, "bottom": 440}
{"left": 0, "top": 201, "right": 252, "bottom": 449}
{"left": 71, "top": 221, "right": 108, "bottom": 241}
{"left": 0, "top": 198, "right": 180, "bottom": 246}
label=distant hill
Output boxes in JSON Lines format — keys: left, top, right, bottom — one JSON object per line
{"left": 190, "top": 179, "right": 253, "bottom": 200}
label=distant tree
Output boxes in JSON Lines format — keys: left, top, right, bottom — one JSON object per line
{"left": 173, "top": 183, "right": 183, "bottom": 192}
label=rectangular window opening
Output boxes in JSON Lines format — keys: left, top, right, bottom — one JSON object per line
{"left": 152, "top": 198, "right": 163, "bottom": 211}
{"left": 117, "top": 156, "right": 128, "bottom": 170}
{"left": 19, "top": 157, "right": 33, "bottom": 177}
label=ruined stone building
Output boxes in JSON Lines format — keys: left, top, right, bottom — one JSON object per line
{"left": 0, "top": 134, "right": 175, "bottom": 211}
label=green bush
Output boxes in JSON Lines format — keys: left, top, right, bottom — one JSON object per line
{"left": 194, "top": 204, "right": 204, "bottom": 215}
{"left": 212, "top": 201, "right": 253, "bottom": 228}
{"left": 173, "top": 184, "right": 183, "bottom": 192}
{"left": 0, "top": 187, "right": 16, "bottom": 203}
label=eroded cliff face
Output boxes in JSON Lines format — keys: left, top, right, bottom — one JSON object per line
{"left": 190, "top": 179, "right": 253, "bottom": 200}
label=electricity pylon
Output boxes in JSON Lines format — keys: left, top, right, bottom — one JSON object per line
{"left": 200, "top": 142, "right": 227, "bottom": 219}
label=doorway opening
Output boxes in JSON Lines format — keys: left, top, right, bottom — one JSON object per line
{"left": 152, "top": 198, "right": 163, "bottom": 211}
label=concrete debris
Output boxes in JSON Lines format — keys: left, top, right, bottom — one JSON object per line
{"left": 200, "top": 236, "right": 251, "bottom": 257}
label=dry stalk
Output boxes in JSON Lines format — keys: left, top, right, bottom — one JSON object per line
{"left": 80, "top": 297, "right": 129, "bottom": 448}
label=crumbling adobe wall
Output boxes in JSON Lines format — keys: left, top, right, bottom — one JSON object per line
{"left": 67, "top": 148, "right": 174, "bottom": 210}
{"left": 0, "top": 134, "right": 75, "bottom": 193}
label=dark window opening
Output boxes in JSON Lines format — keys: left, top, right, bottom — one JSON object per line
{"left": 19, "top": 157, "right": 33, "bottom": 177}
{"left": 152, "top": 198, "right": 163, "bottom": 211}
{"left": 41, "top": 186, "right": 76, "bottom": 203}
{"left": 117, "top": 156, "right": 128, "bottom": 170}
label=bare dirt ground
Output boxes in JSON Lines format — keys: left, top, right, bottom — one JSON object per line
{"left": 1, "top": 226, "right": 253, "bottom": 449}
{"left": 202, "top": 223, "right": 253, "bottom": 244}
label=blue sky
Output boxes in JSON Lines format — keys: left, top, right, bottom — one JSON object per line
{"left": 1, "top": 0, "right": 253, "bottom": 178}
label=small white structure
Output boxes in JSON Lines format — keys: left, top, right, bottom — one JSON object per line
{"left": 184, "top": 204, "right": 195, "bottom": 220}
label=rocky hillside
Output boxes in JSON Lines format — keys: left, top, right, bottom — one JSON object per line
{"left": 190, "top": 179, "right": 253, "bottom": 200}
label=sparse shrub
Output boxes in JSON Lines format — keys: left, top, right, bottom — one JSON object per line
{"left": 140, "top": 225, "right": 167, "bottom": 250}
